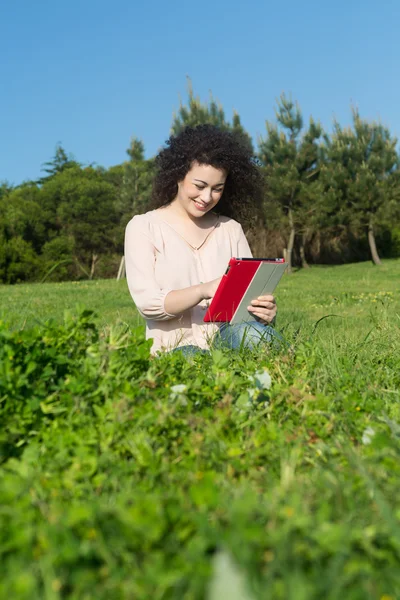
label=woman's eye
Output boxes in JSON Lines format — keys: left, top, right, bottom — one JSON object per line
{"left": 194, "top": 184, "right": 223, "bottom": 192}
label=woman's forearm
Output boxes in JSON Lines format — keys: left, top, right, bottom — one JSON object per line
{"left": 164, "top": 284, "right": 204, "bottom": 316}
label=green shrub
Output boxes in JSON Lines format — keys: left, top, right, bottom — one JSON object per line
{"left": 391, "top": 227, "right": 400, "bottom": 257}
{"left": 0, "top": 309, "right": 400, "bottom": 599}
{"left": 0, "top": 236, "right": 40, "bottom": 283}
{"left": 39, "top": 236, "right": 76, "bottom": 282}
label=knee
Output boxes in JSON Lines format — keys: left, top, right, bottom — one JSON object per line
{"left": 217, "top": 320, "right": 285, "bottom": 351}
{"left": 240, "top": 321, "right": 289, "bottom": 349}
{"left": 238, "top": 321, "right": 272, "bottom": 345}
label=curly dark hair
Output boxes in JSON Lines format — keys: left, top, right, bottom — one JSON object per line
{"left": 150, "top": 124, "right": 265, "bottom": 226}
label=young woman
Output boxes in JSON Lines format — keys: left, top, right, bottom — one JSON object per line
{"left": 124, "top": 124, "right": 278, "bottom": 356}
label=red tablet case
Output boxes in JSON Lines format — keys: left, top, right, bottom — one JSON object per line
{"left": 203, "top": 257, "right": 286, "bottom": 324}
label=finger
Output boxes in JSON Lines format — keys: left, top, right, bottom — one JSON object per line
{"left": 252, "top": 298, "right": 275, "bottom": 307}
{"left": 249, "top": 312, "right": 274, "bottom": 323}
{"left": 250, "top": 300, "right": 276, "bottom": 309}
{"left": 248, "top": 305, "right": 274, "bottom": 314}
{"left": 257, "top": 295, "right": 275, "bottom": 303}
{"left": 248, "top": 308, "right": 274, "bottom": 320}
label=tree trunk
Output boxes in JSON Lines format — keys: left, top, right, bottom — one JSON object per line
{"left": 368, "top": 222, "right": 382, "bottom": 265}
{"left": 75, "top": 258, "right": 90, "bottom": 278}
{"left": 315, "top": 230, "right": 321, "bottom": 261}
{"left": 286, "top": 209, "right": 295, "bottom": 274}
{"left": 299, "top": 232, "right": 310, "bottom": 268}
{"left": 89, "top": 253, "right": 99, "bottom": 279}
{"left": 117, "top": 256, "right": 126, "bottom": 280}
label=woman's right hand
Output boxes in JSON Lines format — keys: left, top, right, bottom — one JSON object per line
{"left": 200, "top": 277, "right": 222, "bottom": 300}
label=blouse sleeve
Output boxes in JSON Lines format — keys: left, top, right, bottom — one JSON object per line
{"left": 236, "top": 223, "right": 253, "bottom": 258}
{"left": 124, "top": 216, "right": 176, "bottom": 321}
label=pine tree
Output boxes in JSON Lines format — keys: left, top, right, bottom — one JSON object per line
{"left": 322, "top": 109, "right": 399, "bottom": 265}
{"left": 0, "top": 182, "right": 13, "bottom": 200}
{"left": 258, "top": 94, "right": 322, "bottom": 272}
{"left": 171, "top": 78, "right": 254, "bottom": 154}
{"left": 38, "top": 144, "right": 80, "bottom": 184}
{"left": 119, "top": 137, "right": 154, "bottom": 225}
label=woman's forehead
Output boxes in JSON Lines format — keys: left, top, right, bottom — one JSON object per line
{"left": 187, "top": 162, "right": 227, "bottom": 182}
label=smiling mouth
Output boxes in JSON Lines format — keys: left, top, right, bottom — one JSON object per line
{"left": 193, "top": 200, "right": 209, "bottom": 210}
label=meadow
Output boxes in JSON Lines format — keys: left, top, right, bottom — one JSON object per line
{"left": 1, "top": 259, "right": 399, "bottom": 599}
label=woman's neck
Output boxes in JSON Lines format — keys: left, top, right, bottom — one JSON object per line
{"left": 161, "top": 201, "right": 217, "bottom": 228}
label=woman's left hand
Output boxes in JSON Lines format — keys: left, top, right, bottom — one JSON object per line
{"left": 247, "top": 295, "right": 277, "bottom": 324}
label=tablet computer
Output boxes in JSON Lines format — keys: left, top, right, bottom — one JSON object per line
{"left": 203, "top": 257, "right": 287, "bottom": 324}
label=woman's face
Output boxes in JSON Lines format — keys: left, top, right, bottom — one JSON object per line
{"left": 174, "top": 162, "right": 227, "bottom": 218}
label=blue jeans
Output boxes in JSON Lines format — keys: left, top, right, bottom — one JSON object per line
{"left": 172, "top": 320, "right": 283, "bottom": 358}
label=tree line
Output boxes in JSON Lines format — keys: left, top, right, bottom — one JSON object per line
{"left": 1, "top": 85, "right": 400, "bottom": 284}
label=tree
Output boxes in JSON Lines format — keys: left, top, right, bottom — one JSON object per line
{"left": 40, "top": 236, "right": 76, "bottom": 282}
{"left": 1, "top": 185, "right": 46, "bottom": 252}
{"left": 38, "top": 144, "right": 80, "bottom": 185}
{"left": 118, "top": 138, "right": 154, "bottom": 229}
{"left": 41, "top": 166, "right": 119, "bottom": 279}
{"left": 0, "top": 236, "right": 40, "bottom": 283}
{"left": 258, "top": 94, "right": 322, "bottom": 272}
{"left": 171, "top": 78, "right": 254, "bottom": 154}
{"left": 0, "top": 183, "right": 49, "bottom": 283}
{"left": 0, "top": 189, "right": 41, "bottom": 284}
{"left": 386, "top": 166, "right": 400, "bottom": 257}
{"left": 0, "top": 181, "right": 13, "bottom": 200}
{"left": 322, "top": 109, "right": 399, "bottom": 265}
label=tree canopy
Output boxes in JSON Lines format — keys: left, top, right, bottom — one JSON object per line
{"left": 1, "top": 85, "right": 399, "bottom": 284}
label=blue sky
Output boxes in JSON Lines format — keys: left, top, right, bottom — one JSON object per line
{"left": 1, "top": 0, "right": 399, "bottom": 185}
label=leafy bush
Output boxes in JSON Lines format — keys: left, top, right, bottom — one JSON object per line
{"left": 0, "top": 236, "right": 40, "bottom": 283}
{"left": 1, "top": 310, "right": 400, "bottom": 598}
{"left": 40, "top": 236, "right": 76, "bottom": 282}
{"left": 390, "top": 227, "right": 400, "bottom": 257}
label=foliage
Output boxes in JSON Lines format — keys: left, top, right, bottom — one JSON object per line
{"left": 390, "top": 227, "right": 400, "bottom": 257}
{"left": 321, "top": 109, "right": 399, "bottom": 264}
{"left": 258, "top": 94, "right": 323, "bottom": 270}
{"left": 40, "top": 236, "right": 76, "bottom": 282}
{"left": 0, "top": 163, "right": 122, "bottom": 282}
{"left": 37, "top": 144, "right": 81, "bottom": 185}
{"left": 0, "top": 181, "right": 14, "bottom": 200}
{"left": 0, "top": 184, "right": 45, "bottom": 282}
{"left": 0, "top": 184, "right": 46, "bottom": 249}
{"left": 171, "top": 78, "right": 254, "bottom": 154}
{"left": 118, "top": 138, "right": 155, "bottom": 225}
{"left": 0, "top": 236, "right": 40, "bottom": 283}
{"left": 1, "top": 94, "right": 400, "bottom": 283}
{"left": 1, "top": 261, "right": 400, "bottom": 598}
{"left": 54, "top": 166, "right": 120, "bottom": 277}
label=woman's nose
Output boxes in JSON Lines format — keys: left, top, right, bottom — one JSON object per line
{"left": 200, "top": 188, "right": 212, "bottom": 202}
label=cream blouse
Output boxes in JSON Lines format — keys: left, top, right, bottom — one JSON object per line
{"left": 124, "top": 209, "right": 252, "bottom": 354}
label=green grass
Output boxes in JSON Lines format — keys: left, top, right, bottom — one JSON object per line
{"left": 1, "top": 258, "right": 399, "bottom": 335}
{"left": 1, "top": 259, "right": 400, "bottom": 599}
{"left": 0, "top": 279, "right": 142, "bottom": 331}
